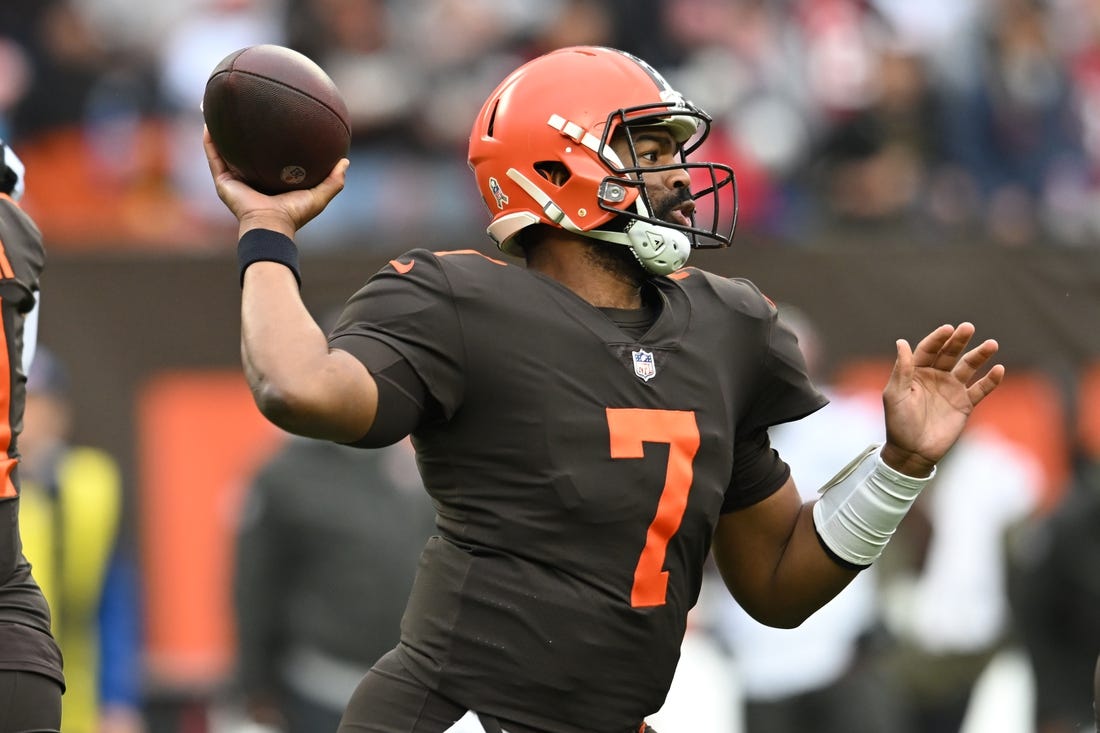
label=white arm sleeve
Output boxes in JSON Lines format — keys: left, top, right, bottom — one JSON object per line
{"left": 812, "top": 443, "right": 936, "bottom": 566}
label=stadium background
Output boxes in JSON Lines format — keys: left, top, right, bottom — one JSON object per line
{"left": 4, "top": 0, "right": 1100, "bottom": 731}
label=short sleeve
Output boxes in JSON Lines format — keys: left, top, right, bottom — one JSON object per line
{"left": 721, "top": 429, "right": 792, "bottom": 512}
{"left": 328, "top": 249, "right": 466, "bottom": 419}
{"left": 738, "top": 308, "right": 829, "bottom": 434}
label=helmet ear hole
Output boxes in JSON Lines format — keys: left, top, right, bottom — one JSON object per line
{"left": 534, "top": 161, "right": 570, "bottom": 186}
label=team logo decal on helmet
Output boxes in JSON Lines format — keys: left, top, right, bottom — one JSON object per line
{"left": 468, "top": 45, "right": 738, "bottom": 276}
{"left": 488, "top": 177, "right": 509, "bottom": 210}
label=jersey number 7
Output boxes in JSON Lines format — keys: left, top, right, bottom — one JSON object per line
{"left": 606, "top": 408, "right": 700, "bottom": 608}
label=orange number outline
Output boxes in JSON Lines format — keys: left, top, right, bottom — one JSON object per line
{"left": 606, "top": 408, "right": 700, "bottom": 608}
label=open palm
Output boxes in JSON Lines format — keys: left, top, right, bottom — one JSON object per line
{"left": 881, "top": 322, "right": 1004, "bottom": 476}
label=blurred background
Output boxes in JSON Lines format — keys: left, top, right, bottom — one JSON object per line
{"left": 3, "top": 0, "right": 1099, "bottom": 732}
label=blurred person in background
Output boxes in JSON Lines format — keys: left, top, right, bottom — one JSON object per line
{"left": 808, "top": 37, "right": 949, "bottom": 245}
{"left": 0, "top": 141, "right": 65, "bottom": 732}
{"left": 5, "top": 0, "right": 196, "bottom": 249}
{"left": 880, "top": 423, "right": 1042, "bottom": 733}
{"left": 18, "top": 346, "right": 145, "bottom": 733}
{"left": 1050, "top": 0, "right": 1100, "bottom": 244}
{"left": 233, "top": 435, "right": 435, "bottom": 733}
{"left": 1008, "top": 443, "right": 1100, "bottom": 733}
{"left": 0, "top": 0, "right": 41, "bottom": 139}
{"left": 712, "top": 306, "right": 903, "bottom": 733}
{"left": 4, "top": 0, "right": 115, "bottom": 143}
{"left": 936, "top": 0, "right": 1087, "bottom": 247}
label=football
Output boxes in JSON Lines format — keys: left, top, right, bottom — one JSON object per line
{"left": 203, "top": 44, "right": 351, "bottom": 194}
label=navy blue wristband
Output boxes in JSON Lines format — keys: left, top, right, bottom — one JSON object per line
{"left": 238, "top": 228, "right": 301, "bottom": 287}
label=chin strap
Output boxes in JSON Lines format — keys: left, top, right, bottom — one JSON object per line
{"left": 504, "top": 168, "right": 690, "bottom": 276}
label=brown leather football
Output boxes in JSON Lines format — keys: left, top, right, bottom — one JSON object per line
{"left": 203, "top": 44, "right": 350, "bottom": 194}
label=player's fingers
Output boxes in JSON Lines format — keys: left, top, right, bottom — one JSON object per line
{"left": 929, "top": 322, "right": 977, "bottom": 370}
{"left": 919, "top": 319, "right": 981, "bottom": 367}
{"left": 911, "top": 324, "right": 956, "bottom": 368}
{"left": 304, "top": 158, "right": 348, "bottom": 216}
{"left": 966, "top": 363, "right": 1005, "bottom": 406}
{"left": 952, "top": 338, "right": 1000, "bottom": 384}
{"left": 318, "top": 158, "right": 348, "bottom": 193}
{"left": 887, "top": 338, "right": 915, "bottom": 393}
{"left": 203, "top": 126, "right": 230, "bottom": 179}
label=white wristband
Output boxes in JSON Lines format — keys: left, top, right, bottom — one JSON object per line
{"left": 812, "top": 443, "right": 936, "bottom": 567}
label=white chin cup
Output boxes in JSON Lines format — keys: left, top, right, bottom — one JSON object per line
{"left": 625, "top": 221, "right": 691, "bottom": 275}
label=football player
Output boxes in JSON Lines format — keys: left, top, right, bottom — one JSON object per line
{"left": 206, "top": 46, "right": 1003, "bottom": 733}
{"left": 0, "top": 140, "right": 65, "bottom": 733}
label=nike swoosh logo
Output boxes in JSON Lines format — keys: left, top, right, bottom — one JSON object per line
{"left": 389, "top": 259, "right": 414, "bottom": 274}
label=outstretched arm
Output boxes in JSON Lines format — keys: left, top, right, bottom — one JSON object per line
{"left": 713, "top": 322, "right": 1003, "bottom": 627}
{"left": 205, "top": 128, "right": 376, "bottom": 442}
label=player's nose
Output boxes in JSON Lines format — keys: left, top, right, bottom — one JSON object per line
{"left": 664, "top": 165, "right": 692, "bottom": 192}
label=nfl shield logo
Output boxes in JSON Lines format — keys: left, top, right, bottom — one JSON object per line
{"left": 632, "top": 349, "right": 656, "bottom": 382}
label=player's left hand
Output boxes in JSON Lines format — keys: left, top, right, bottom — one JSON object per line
{"left": 880, "top": 322, "right": 1003, "bottom": 477}
{"left": 203, "top": 126, "right": 347, "bottom": 238}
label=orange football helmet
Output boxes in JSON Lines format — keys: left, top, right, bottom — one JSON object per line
{"left": 468, "top": 46, "right": 737, "bottom": 275}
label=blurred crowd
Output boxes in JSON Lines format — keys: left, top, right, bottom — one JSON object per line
{"left": 5, "top": 0, "right": 1100, "bottom": 250}
{"left": 4, "top": 2, "right": 1100, "bottom": 733}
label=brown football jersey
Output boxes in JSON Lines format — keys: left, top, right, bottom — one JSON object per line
{"left": 330, "top": 249, "right": 826, "bottom": 732}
